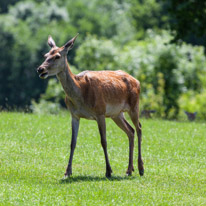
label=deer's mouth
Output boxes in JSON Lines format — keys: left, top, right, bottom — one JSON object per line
{"left": 39, "top": 72, "right": 48, "bottom": 79}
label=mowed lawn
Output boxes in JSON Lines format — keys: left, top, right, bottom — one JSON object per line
{"left": 0, "top": 112, "right": 206, "bottom": 205}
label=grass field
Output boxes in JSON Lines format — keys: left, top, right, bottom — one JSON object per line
{"left": 0, "top": 112, "right": 206, "bottom": 205}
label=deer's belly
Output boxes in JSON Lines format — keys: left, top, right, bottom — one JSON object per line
{"left": 72, "top": 108, "right": 96, "bottom": 120}
{"left": 70, "top": 102, "right": 129, "bottom": 119}
{"left": 105, "top": 103, "right": 129, "bottom": 117}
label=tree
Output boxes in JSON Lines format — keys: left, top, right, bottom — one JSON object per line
{"left": 129, "top": 0, "right": 169, "bottom": 39}
{"left": 0, "top": 1, "right": 74, "bottom": 109}
{"left": 0, "top": 23, "right": 48, "bottom": 109}
{"left": 0, "top": 0, "right": 18, "bottom": 13}
{"left": 165, "top": 0, "right": 206, "bottom": 48}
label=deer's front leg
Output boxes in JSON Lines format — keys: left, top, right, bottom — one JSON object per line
{"left": 64, "top": 117, "right": 79, "bottom": 178}
{"left": 97, "top": 115, "right": 112, "bottom": 178}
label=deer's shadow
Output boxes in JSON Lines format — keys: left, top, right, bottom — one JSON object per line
{"left": 59, "top": 175, "right": 138, "bottom": 184}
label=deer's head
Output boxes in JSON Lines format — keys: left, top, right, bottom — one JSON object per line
{"left": 37, "top": 34, "right": 78, "bottom": 79}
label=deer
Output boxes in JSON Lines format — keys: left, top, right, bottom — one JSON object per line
{"left": 36, "top": 34, "right": 144, "bottom": 178}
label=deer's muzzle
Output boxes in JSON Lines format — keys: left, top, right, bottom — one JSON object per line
{"left": 37, "top": 66, "right": 48, "bottom": 79}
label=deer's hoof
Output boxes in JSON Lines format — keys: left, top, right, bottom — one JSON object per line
{"left": 106, "top": 170, "right": 112, "bottom": 178}
{"left": 64, "top": 170, "right": 72, "bottom": 179}
{"left": 126, "top": 169, "right": 133, "bottom": 176}
{"left": 106, "top": 173, "right": 112, "bottom": 178}
{"left": 126, "top": 172, "right": 132, "bottom": 176}
{"left": 126, "top": 166, "right": 134, "bottom": 176}
{"left": 63, "top": 174, "right": 69, "bottom": 179}
{"left": 63, "top": 172, "right": 72, "bottom": 179}
{"left": 139, "top": 169, "right": 144, "bottom": 176}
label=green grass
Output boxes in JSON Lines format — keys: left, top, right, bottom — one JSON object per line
{"left": 0, "top": 112, "right": 206, "bottom": 205}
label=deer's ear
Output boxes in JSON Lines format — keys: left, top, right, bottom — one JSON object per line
{"left": 48, "top": 35, "right": 56, "bottom": 48}
{"left": 63, "top": 33, "right": 79, "bottom": 52}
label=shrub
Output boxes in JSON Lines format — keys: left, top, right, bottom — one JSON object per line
{"left": 179, "top": 89, "right": 206, "bottom": 120}
{"left": 31, "top": 78, "right": 64, "bottom": 114}
{"left": 75, "top": 35, "right": 119, "bottom": 71}
{"left": 119, "top": 31, "right": 206, "bottom": 118}
{"left": 140, "top": 72, "right": 165, "bottom": 117}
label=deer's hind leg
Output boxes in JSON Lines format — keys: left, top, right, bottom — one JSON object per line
{"left": 129, "top": 107, "right": 144, "bottom": 176}
{"left": 97, "top": 115, "right": 113, "bottom": 178}
{"left": 112, "top": 112, "right": 135, "bottom": 176}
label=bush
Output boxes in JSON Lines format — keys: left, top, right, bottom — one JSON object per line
{"left": 31, "top": 78, "right": 64, "bottom": 114}
{"left": 140, "top": 72, "right": 165, "bottom": 117}
{"left": 179, "top": 89, "right": 206, "bottom": 120}
{"left": 119, "top": 31, "right": 206, "bottom": 118}
{"left": 75, "top": 35, "right": 119, "bottom": 71}
{"left": 31, "top": 99, "right": 61, "bottom": 115}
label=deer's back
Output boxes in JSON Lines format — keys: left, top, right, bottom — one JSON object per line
{"left": 74, "top": 70, "right": 140, "bottom": 116}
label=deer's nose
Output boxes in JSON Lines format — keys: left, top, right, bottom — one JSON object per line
{"left": 37, "top": 66, "right": 44, "bottom": 74}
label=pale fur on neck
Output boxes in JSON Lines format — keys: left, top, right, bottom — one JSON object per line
{"left": 56, "top": 56, "right": 81, "bottom": 100}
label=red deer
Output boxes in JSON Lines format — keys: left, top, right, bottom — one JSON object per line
{"left": 37, "top": 34, "right": 144, "bottom": 178}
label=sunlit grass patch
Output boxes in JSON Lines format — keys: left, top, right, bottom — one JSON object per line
{"left": 0, "top": 112, "right": 206, "bottom": 205}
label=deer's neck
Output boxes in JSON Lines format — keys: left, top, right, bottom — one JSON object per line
{"left": 56, "top": 58, "right": 80, "bottom": 100}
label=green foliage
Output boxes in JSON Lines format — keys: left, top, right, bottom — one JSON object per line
{"left": 75, "top": 35, "right": 119, "bottom": 71}
{"left": 75, "top": 30, "right": 206, "bottom": 119}
{"left": 0, "top": 0, "right": 18, "bottom": 13}
{"left": 141, "top": 72, "right": 165, "bottom": 117}
{"left": 31, "top": 99, "right": 61, "bottom": 115}
{"left": 1, "top": 112, "right": 206, "bottom": 205}
{"left": 0, "top": 20, "right": 47, "bottom": 108}
{"left": 9, "top": 1, "right": 69, "bottom": 31}
{"left": 179, "top": 89, "right": 206, "bottom": 120}
{"left": 31, "top": 78, "right": 64, "bottom": 114}
{"left": 129, "top": 0, "right": 168, "bottom": 39}
{"left": 122, "top": 31, "right": 206, "bottom": 118}
{"left": 154, "top": 46, "right": 181, "bottom": 118}
{"left": 165, "top": 0, "right": 206, "bottom": 47}
{"left": 66, "top": 0, "right": 135, "bottom": 43}
{"left": 1, "top": 0, "right": 206, "bottom": 121}
{"left": 0, "top": 0, "right": 78, "bottom": 108}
